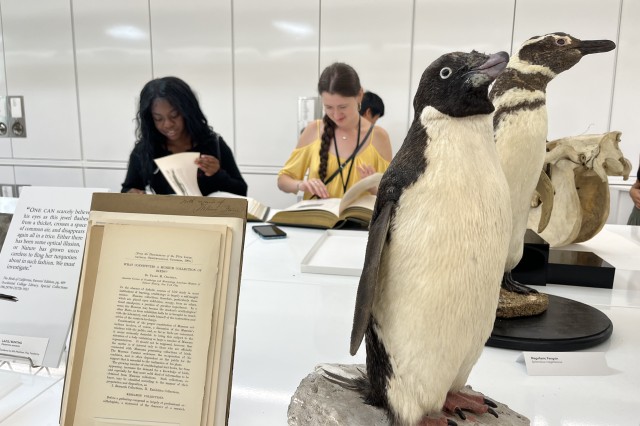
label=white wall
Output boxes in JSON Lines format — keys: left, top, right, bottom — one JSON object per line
{"left": 0, "top": 0, "right": 636, "bottom": 216}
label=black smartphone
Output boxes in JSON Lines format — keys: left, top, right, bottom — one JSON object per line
{"left": 252, "top": 224, "right": 287, "bottom": 239}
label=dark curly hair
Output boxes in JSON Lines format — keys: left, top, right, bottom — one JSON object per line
{"left": 317, "top": 63, "right": 362, "bottom": 182}
{"left": 134, "top": 76, "right": 214, "bottom": 184}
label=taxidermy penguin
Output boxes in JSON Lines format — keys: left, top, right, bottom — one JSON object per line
{"left": 350, "top": 50, "right": 511, "bottom": 426}
{"left": 490, "top": 32, "right": 615, "bottom": 293}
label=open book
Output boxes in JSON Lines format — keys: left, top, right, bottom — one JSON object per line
{"left": 208, "top": 191, "right": 270, "bottom": 222}
{"left": 269, "top": 173, "right": 382, "bottom": 229}
{"left": 60, "top": 194, "right": 247, "bottom": 426}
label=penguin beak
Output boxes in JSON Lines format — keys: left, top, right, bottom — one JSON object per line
{"left": 473, "top": 51, "right": 509, "bottom": 79}
{"left": 577, "top": 39, "right": 616, "bottom": 56}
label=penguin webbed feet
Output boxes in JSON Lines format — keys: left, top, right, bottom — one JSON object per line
{"left": 442, "top": 390, "right": 499, "bottom": 421}
{"left": 415, "top": 416, "right": 458, "bottom": 426}
{"left": 502, "top": 271, "right": 539, "bottom": 295}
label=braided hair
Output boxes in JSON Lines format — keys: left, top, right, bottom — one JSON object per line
{"left": 317, "top": 63, "right": 362, "bottom": 182}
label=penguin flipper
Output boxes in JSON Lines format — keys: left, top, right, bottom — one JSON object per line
{"left": 350, "top": 201, "right": 394, "bottom": 356}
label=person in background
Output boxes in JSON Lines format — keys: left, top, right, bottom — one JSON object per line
{"left": 359, "top": 91, "right": 385, "bottom": 124}
{"left": 121, "top": 76, "right": 247, "bottom": 196}
{"left": 278, "top": 63, "right": 392, "bottom": 199}
{"left": 627, "top": 163, "right": 640, "bottom": 225}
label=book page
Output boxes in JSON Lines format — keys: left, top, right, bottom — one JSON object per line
{"left": 73, "top": 223, "right": 221, "bottom": 425}
{"left": 341, "top": 194, "right": 376, "bottom": 215}
{"left": 208, "top": 192, "right": 270, "bottom": 221}
{"left": 338, "top": 172, "right": 382, "bottom": 215}
{"left": 154, "top": 152, "right": 201, "bottom": 196}
{"left": 282, "top": 198, "right": 341, "bottom": 216}
{"left": 62, "top": 209, "right": 245, "bottom": 426}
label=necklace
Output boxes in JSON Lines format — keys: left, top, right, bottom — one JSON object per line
{"left": 333, "top": 117, "right": 362, "bottom": 194}
{"left": 341, "top": 135, "right": 348, "bottom": 140}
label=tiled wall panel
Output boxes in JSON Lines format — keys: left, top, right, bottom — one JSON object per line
{"left": 512, "top": 0, "right": 620, "bottom": 141}
{"left": 233, "top": 0, "right": 320, "bottom": 167}
{"left": 84, "top": 168, "right": 127, "bottom": 193}
{"left": 2, "top": 0, "right": 81, "bottom": 160}
{"left": 14, "top": 166, "right": 83, "bottom": 187}
{"left": 610, "top": 0, "right": 640, "bottom": 175}
{"left": 150, "top": 0, "right": 234, "bottom": 149}
{"left": 320, "top": 0, "right": 414, "bottom": 154}
{"left": 73, "top": 0, "right": 152, "bottom": 162}
{"left": 0, "top": 11, "right": 11, "bottom": 158}
{"left": 411, "top": 0, "right": 514, "bottom": 121}
{"left": 0, "top": 0, "right": 635, "bottom": 223}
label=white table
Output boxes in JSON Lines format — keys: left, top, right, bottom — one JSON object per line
{"left": 2, "top": 225, "right": 639, "bottom": 425}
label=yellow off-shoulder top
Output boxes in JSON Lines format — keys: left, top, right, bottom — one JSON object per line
{"left": 279, "top": 121, "right": 390, "bottom": 199}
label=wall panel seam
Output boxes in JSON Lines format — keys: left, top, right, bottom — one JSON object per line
{"left": 68, "top": 0, "right": 86, "bottom": 187}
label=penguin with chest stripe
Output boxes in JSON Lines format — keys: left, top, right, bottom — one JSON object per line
{"left": 350, "top": 50, "right": 511, "bottom": 426}
{"left": 490, "top": 33, "right": 615, "bottom": 293}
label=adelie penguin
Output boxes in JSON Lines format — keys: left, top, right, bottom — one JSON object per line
{"left": 490, "top": 33, "right": 616, "bottom": 294}
{"left": 350, "top": 50, "right": 511, "bottom": 425}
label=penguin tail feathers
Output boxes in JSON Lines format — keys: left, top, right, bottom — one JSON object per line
{"left": 316, "top": 363, "right": 370, "bottom": 394}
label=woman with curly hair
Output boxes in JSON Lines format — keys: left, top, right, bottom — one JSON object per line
{"left": 278, "top": 63, "right": 392, "bottom": 199}
{"left": 122, "top": 76, "right": 247, "bottom": 196}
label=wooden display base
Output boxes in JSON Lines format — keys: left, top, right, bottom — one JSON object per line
{"left": 487, "top": 294, "right": 613, "bottom": 351}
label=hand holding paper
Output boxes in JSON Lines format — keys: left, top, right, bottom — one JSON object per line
{"left": 154, "top": 152, "right": 202, "bottom": 196}
{"left": 196, "top": 154, "right": 221, "bottom": 177}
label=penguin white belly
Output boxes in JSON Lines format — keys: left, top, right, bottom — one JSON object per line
{"left": 372, "top": 108, "right": 511, "bottom": 422}
{"left": 495, "top": 106, "right": 548, "bottom": 270}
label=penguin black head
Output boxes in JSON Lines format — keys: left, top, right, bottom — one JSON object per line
{"left": 517, "top": 32, "right": 615, "bottom": 75}
{"left": 414, "top": 50, "right": 509, "bottom": 118}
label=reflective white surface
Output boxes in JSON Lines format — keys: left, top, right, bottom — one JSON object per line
{"left": 2, "top": 0, "right": 81, "bottom": 161}
{"left": 0, "top": 1, "right": 635, "bottom": 216}
{"left": 73, "top": 0, "right": 152, "bottom": 162}
{"left": 0, "top": 11, "right": 11, "bottom": 159}
{"left": 233, "top": 225, "right": 640, "bottom": 425}
{"left": 321, "top": 0, "right": 414, "bottom": 155}
{"left": 233, "top": 0, "right": 320, "bottom": 167}
{"left": 151, "top": 0, "right": 235, "bottom": 151}
{"left": 2, "top": 224, "right": 640, "bottom": 425}
{"left": 411, "top": 0, "right": 515, "bottom": 121}
{"left": 610, "top": 0, "right": 640, "bottom": 175}
{"left": 13, "top": 167, "right": 83, "bottom": 188}
{"left": 512, "top": 0, "right": 620, "bottom": 141}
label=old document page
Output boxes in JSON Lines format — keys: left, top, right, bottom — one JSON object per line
{"left": 73, "top": 223, "right": 222, "bottom": 425}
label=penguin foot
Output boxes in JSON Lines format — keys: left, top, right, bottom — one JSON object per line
{"left": 501, "top": 271, "right": 538, "bottom": 295}
{"left": 442, "top": 390, "right": 498, "bottom": 420}
{"left": 416, "top": 416, "right": 457, "bottom": 426}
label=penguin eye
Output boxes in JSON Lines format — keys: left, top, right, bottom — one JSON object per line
{"left": 556, "top": 38, "right": 566, "bottom": 46}
{"left": 439, "top": 67, "right": 452, "bottom": 79}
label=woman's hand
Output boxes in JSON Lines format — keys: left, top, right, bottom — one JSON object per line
{"left": 357, "top": 164, "right": 376, "bottom": 179}
{"left": 195, "top": 154, "right": 221, "bottom": 176}
{"left": 300, "top": 178, "right": 330, "bottom": 199}
{"left": 127, "top": 188, "right": 145, "bottom": 194}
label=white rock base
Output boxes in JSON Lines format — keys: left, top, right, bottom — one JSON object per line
{"left": 288, "top": 364, "right": 530, "bottom": 426}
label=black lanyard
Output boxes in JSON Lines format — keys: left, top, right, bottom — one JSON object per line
{"left": 310, "top": 120, "right": 374, "bottom": 199}
{"left": 333, "top": 117, "right": 362, "bottom": 195}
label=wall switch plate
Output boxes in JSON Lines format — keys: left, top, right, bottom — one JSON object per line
{"left": 8, "top": 96, "right": 26, "bottom": 138}
{"left": 1, "top": 184, "right": 14, "bottom": 197}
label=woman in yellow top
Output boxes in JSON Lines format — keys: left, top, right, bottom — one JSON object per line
{"left": 278, "top": 63, "right": 392, "bottom": 199}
